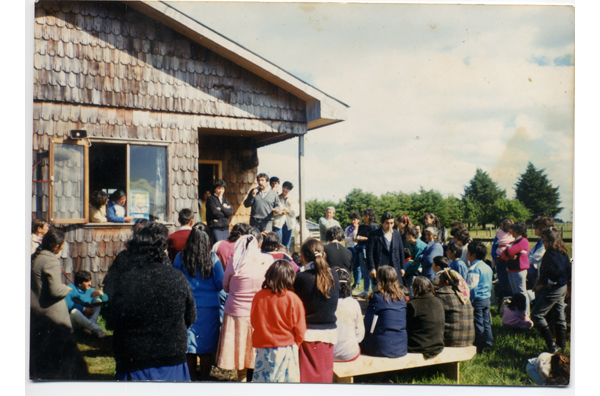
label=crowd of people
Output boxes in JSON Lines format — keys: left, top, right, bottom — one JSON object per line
{"left": 29, "top": 173, "right": 571, "bottom": 385}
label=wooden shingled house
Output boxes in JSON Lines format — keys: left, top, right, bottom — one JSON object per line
{"left": 31, "top": 1, "right": 347, "bottom": 288}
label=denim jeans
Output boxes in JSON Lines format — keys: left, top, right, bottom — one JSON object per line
{"left": 357, "top": 246, "right": 371, "bottom": 292}
{"left": 69, "top": 306, "right": 103, "bottom": 335}
{"left": 274, "top": 223, "right": 293, "bottom": 251}
{"left": 531, "top": 284, "right": 567, "bottom": 330}
{"left": 472, "top": 298, "right": 493, "bottom": 352}
{"left": 348, "top": 246, "right": 362, "bottom": 286}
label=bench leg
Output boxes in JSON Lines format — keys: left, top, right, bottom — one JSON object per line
{"left": 439, "top": 362, "right": 460, "bottom": 383}
{"left": 334, "top": 375, "right": 354, "bottom": 384}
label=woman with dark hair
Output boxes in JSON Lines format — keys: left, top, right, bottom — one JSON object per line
{"left": 422, "top": 213, "right": 447, "bottom": 245}
{"left": 106, "top": 189, "right": 133, "bottom": 223}
{"left": 498, "top": 222, "right": 530, "bottom": 296}
{"left": 215, "top": 231, "right": 274, "bottom": 382}
{"left": 396, "top": 214, "right": 413, "bottom": 247}
{"left": 272, "top": 181, "right": 299, "bottom": 250}
{"left": 30, "top": 228, "right": 88, "bottom": 380}
{"left": 324, "top": 226, "right": 353, "bottom": 273}
{"left": 173, "top": 223, "right": 225, "bottom": 381}
{"left": 215, "top": 222, "right": 250, "bottom": 271}
{"left": 206, "top": 180, "right": 234, "bottom": 244}
{"left": 359, "top": 266, "right": 408, "bottom": 358}
{"left": 261, "top": 232, "right": 300, "bottom": 272}
{"left": 531, "top": 228, "right": 571, "bottom": 354}
{"left": 406, "top": 276, "right": 445, "bottom": 359}
{"left": 333, "top": 267, "right": 364, "bottom": 362}
{"left": 89, "top": 190, "right": 109, "bottom": 223}
{"left": 104, "top": 222, "right": 196, "bottom": 381}
{"left": 293, "top": 239, "right": 340, "bottom": 383}
{"left": 356, "top": 208, "right": 378, "bottom": 295}
{"left": 435, "top": 269, "right": 475, "bottom": 347}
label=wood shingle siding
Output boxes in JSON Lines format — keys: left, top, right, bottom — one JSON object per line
{"left": 33, "top": 1, "right": 307, "bottom": 125}
{"left": 32, "top": 1, "right": 345, "bottom": 289}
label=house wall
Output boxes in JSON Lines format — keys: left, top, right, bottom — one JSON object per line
{"left": 32, "top": 1, "right": 307, "bottom": 288}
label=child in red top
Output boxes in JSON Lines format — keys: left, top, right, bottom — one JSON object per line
{"left": 250, "top": 260, "right": 306, "bottom": 382}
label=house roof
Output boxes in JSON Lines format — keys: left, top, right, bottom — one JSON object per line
{"left": 127, "top": 1, "right": 348, "bottom": 131}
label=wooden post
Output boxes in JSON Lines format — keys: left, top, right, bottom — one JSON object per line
{"left": 298, "top": 135, "right": 306, "bottom": 245}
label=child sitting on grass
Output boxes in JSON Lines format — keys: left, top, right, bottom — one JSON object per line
{"left": 502, "top": 292, "right": 534, "bottom": 329}
{"left": 333, "top": 267, "right": 365, "bottom": 362}
{"left": 64, "top": 270, "right": 108, "bottom": 338}
{"left": 250, "top": 260, "right": 306, "bottom": 382}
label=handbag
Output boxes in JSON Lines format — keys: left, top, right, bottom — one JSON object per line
{"left": 505, "top": 253, "right": 521, "bottom": 271}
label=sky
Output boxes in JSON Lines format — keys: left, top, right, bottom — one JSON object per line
{"left": 167, "top": 1, "right": 575, "bottom": 220}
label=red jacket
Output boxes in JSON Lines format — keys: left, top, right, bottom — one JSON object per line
{"left": 500, "top": 236, "right": 530, "bottom": 272}
{"left": 167, "top": 229, "right": 191, "bottom": 264}
{"left": 251, "top": 289, "right": 306, "bottom": 348}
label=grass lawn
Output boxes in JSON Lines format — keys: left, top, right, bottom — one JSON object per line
{"left": 79, "top": 301, "right": 570, "bottom": 385}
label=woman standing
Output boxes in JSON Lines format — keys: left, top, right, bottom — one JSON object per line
{"left": 293, "top": 239, "right": 340, "bottom": 383}
{"left": 498, "top": 222, "right": 530, "bottom": 296}
{"left": 206, "top": 180, "right": 234, "bottom": 244}
{"left": 396, "top": 214, "right": 413, "bottom": 247}
{"left": 531, "top": 228, "right": 572, "bottom": 353}
{"left": 173, "top": 224, "right": 225, "bottom": 381}
{"left": 215, "top": 231, "right": 274, "bottom": 382}
{"left": 105, "top": 222, "right": 196, "bottom": 381}
{"left": 273, "top": 181, "right": 299, "bottom": 251}
{"left": 30, "top": 228, "right": 88, "bottom": 380}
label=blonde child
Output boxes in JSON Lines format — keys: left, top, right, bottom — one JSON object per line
{"left": 250, "top": 260, "right": 306, "bottom": 382}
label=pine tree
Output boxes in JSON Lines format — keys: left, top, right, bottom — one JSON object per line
{"left": 515, "top": 162, "right": 562, "bottom": 220}
{"left": 462, "top": 168, "right": 506, "bottom": 226}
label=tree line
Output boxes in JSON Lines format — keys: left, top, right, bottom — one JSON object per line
{"left": 305, "top": 162, "right": 563, "bottom": 229}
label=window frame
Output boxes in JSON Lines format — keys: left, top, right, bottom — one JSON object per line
{"left": 49, "top": 138, "right": 89, "bottom": 224}
{"left": 49, "top": 138, "right": 171, "bottom": 225}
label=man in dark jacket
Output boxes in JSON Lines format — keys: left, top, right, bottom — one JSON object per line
{"left": 367, "top": 212, "right": 406, "bottom": 285}
{"left": 205, "top": 179, "right": 234, "bottom": 243}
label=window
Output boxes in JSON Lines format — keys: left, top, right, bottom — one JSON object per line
{"left": 50, "top": 139, "right": 169, "bottom": 224}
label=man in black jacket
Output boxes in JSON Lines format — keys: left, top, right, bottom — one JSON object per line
{"left": 206, "top": 179, "right": 234, "bottom": 243}
{"left": 367, "top": 212, "right": 406, "bottom": 286}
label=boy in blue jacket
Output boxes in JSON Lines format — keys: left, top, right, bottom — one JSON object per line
{"left": 65, "top": 271, "right": 109, "bottom": 338}
{"left": 466, "top": 242, "right": 493, "bottom": 353}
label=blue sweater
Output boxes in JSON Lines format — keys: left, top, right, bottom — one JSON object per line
{"left": 65, "top": 284, "right": 109, "bottom": 312}
{"left": 417, "top": 241, "right": 444, "bottom": 281}
{"left": 467, "top": 260, "right": 493, "bottom": 301}
{"left": 450, "top": 259, "right": 469, "bottom": 280}
{"left": 107, "top": 200, "right": 126, "bottom": 223}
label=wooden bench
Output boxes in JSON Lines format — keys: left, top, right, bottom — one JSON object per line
{"left": 333, "top": 346, "right": 477, "bottom": 384}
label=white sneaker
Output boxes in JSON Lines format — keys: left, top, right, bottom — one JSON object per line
{"left": 358, "top": 291, "right": 369, "bottom": 298}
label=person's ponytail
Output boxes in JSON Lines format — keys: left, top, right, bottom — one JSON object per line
{"left": 301, "top": 238, "right": 333, "bottom": 298}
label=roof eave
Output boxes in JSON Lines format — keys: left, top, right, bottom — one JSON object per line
{"left": 127, "top": 1, "right": 348, "bottom": 127}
